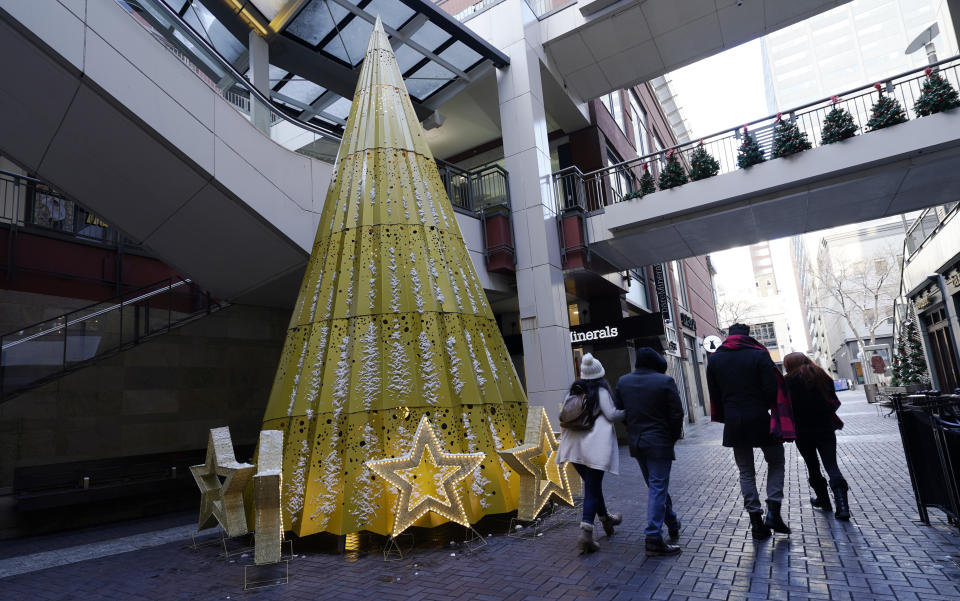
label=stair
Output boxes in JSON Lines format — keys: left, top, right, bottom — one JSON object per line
{"left": 0, "top": 276, "right": 224, "bottom": 400}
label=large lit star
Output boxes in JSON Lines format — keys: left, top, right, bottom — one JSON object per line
{"left": 498, "top": 407, "right": 574, "bottom": 520}
{"left": 366, "top": 416, "right": 485, "bottom": 535}
{"left": 190, "top": 427, "right": 256, "bottom": 537}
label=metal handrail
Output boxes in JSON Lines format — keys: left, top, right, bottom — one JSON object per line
{"left": 0, "top": 278, "right": 191, "bottom": 351}
{"left": 118, "top": 0, "right": 340, "bottom": 142}
{"left": 554, "top": 53, "right": 960, "bottom": 214}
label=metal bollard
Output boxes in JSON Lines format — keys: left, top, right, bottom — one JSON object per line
{"left": 81, "top": 476, "right": 90, "bottom": 489}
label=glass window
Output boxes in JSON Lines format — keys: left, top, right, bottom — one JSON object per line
{"left": 627, "top": 270, "right": 650, "bottom": 312}
{"left": 323, "top": 16, "right": 374, "bottom": 65}
{"left": 287, "top": 0, "right": 349, "bottom": 46}
{"left": 438, "top": 41, "right": 483, "bottom": 71}
{"left": 405, "top": 61, "right": 455, "bottom": 100}
{"left": 630, "top": 92, "right": 648, "bottom": 156}
{"left": 183, "top": 1, "right": 245, "bottom": 63}
{"left": 605, "top": 147, "right": 633, "bottom": 202}
{"left": 611, "top": 91, "right": 625, "bottom": 133}
{"left": 672, "top": 261, "right": 689, "bottom": 310}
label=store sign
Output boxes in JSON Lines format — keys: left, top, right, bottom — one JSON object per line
{"left": 703, "top": 335, "right": 722, "bottom": 353}
{"left": 679, "top": 312, "right": 696, "bottom": 332}
{"left": 653, "top": 264, "right": 670, "bottom": 321}
{"left": 914, "top": 286, "right": 942, "bottom": 311}
{"left": 569, "top": 314, "right": 664, "bottom": 347}
{"left": 570, "top": 326, "right": 618, "bottom": 343}
{"left": 946, "top": 266, "right": 960, "bottom": 295}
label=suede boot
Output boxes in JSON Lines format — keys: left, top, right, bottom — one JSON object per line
{"left": 645, "top": 535, "right": 681, "bottom": 557}
{"left": 749, "top": 511, "right": 771, "bottom": 540}
{"left": 598, "top": 512, "right": 622, "bottom": 537}
{"left": 832, "top": 482, "right": 851, "bottom": 521}
{"left": 809, "top": 476, "right": 832, "bottom": 512}
{"left": 577, "top": 522, "right": 599, "bottom": 554}
{"left": 763, "top": 501, "right": 791, "bottom": 534}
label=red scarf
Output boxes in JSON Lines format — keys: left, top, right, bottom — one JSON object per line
{"left": 710, "top": 335, "right": 796, "bottom": 442}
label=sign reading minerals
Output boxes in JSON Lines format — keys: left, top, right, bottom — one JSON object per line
{"left": 653, "top": 264, "right": 671, "bottom": 321}
{"left": 569, "top": 314, "right": 664, "bottom": 347}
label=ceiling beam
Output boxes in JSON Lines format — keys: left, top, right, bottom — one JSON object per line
{"left": 326, "top": 0, "right": 470, "bottom": 81}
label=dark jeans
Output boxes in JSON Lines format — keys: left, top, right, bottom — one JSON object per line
{"left": 572, "top": 463, "right": 607, "bottom": 525}
{"left": 796, "top": 430, "right": 845, "bottom": 486}
{"left": 635, "top": 455, "right": 678, "bottom": 539}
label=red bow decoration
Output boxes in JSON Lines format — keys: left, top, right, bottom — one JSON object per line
{"left": 666, "top": 149, "right": 674, "bottom": 159}
{"left": 641, "top": 161, "right": 648, "bottom": 170}
{"left": 742, "top": 125, "right": 749, "bottom": 132}
{"left": 925, "top": 67, "right": 933, "bottom": 76}
{"left": 776, "top": 111, "right": 783, "bottom": 121}
{"left": 698, "top": 138, "right": 704, "bottom": 146}
{"left": 874, "top": 82, "right": 883, "bottom": 91}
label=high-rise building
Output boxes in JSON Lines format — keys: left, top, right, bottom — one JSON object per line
{"left": 762, "top": 0, "right": 959, "bottom": 112}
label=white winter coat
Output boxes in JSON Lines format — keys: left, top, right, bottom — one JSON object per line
{"left": 555, "top": 387, "right": 625, "bottom": 474}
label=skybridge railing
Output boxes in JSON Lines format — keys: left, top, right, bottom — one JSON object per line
{"left": 553, "top": 54, "right": 960, "bottom": 215}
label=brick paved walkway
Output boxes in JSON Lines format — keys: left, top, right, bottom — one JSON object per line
{"left": 2, "top": 390, "right": 960, "bottom": 601}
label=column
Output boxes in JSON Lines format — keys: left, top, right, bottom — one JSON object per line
{"left": 496, "top": 2, "right": 575, "bottom": 420}
{"left": 249, "top": 30, "right": 270, "bottom": 135}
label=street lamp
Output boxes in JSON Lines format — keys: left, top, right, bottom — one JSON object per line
{"left": 906, "top": 23, "right": 940, "bottom": 65}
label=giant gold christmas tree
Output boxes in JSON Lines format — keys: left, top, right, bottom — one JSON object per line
{"left": 259, "top": 18, "right": 527, "bottom": 537}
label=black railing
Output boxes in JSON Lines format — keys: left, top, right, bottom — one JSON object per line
{"left": 554, "top": 54, "right": 960, "bottom": 214}
{"left": 0, "top": 169, "right": 133, "bottom": 248}
{"left": 436, "top": 160, "right": 511, "bottom": 214}
{"left": 0, "top": 276, "right": 221, "bottom": 400}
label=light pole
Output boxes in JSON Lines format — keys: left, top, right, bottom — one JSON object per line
{"left": 906, "top": 23, "right": 940, "bottom": 66}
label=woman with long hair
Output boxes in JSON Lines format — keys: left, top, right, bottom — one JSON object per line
{"left": 556, "top": 353, "right": 625, "bottom": 553}
{"left": 782, "top": 352, "right": 850, "bottom": 520}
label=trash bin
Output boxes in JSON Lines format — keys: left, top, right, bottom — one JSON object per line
{"left": 864, "top": 383, "right": 878, "bottom": 404}
{"left": 894, "top": 393, "right": 960, "bottom": 527}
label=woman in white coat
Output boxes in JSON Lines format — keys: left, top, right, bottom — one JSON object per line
{"left": 556, "top": 353, "right": 625, "bottom": 553}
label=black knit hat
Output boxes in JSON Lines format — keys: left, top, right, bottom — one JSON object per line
{"left": 728, "top": 323, "right": 751, "bottom": 336}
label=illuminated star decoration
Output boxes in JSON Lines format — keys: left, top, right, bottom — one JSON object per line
{"left": 189, "top": 426, "right": 256, "bottom": 538}
{"left": 498, "top": 407, "right": 574, "bottom": 521}
{"left": 366, "top": 416, "right": 485, "bottom": 535}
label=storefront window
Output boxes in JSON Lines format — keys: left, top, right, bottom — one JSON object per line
{"left": 568, "top": 303, "right": 581, "bottom": 326}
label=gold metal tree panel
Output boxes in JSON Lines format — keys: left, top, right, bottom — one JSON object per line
{"left": 259, "top": 18, "right": 527, "bottom": 536}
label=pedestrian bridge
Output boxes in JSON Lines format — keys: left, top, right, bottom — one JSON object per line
{"left": 554, "top": 57, "right": 960, "bottom": 270}
{"left": 525, "top": 0, "right": 848, "bottom": 101}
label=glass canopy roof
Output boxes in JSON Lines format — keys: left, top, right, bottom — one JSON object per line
{"left": 162, "top": 0, "right": 507, "bottom": 132}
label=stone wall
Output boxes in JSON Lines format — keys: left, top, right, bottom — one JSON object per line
{"left": 0, "top": 290, "right": 289, "bottom": 489}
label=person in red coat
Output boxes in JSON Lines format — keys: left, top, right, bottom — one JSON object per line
{"left": 707, "top": 323, "right": 795, "bottom": 540}
{"left": 783, "top": 352, "right": 850, "bottom": 520}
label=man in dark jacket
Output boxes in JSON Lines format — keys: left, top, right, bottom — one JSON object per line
{"left": 615, "top": 347, "right": 684, "bottom": 557}
{"left": 707, "top": 323, "right": 790, "bottom": 541}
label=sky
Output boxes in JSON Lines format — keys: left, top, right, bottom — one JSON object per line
{"left": 667, "top": 40, "right": 768, "bottom": 141}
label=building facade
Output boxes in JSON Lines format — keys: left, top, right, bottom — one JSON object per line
{"left": 762, "top": 0, "right": 959, "bottom": 112}
{"left": 902, "top": 202, "right": 960, "bottom": 392}
{"left": 795, "top": 218, "right": 907, "bottom": 384}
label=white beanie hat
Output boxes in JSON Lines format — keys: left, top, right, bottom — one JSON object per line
{"left": 579, "top": 353, "right": 605, "bottom": 380}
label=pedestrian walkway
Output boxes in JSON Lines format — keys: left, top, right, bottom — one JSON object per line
{"left": 1, "top": 390, "right": 959, "bottom": 600}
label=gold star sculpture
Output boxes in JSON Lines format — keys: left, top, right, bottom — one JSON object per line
{"left": 366, "top": 416, "right": 485, "bottom": 535}
{"left": 498, "top": 407, "right": 575, "bottom": 520}
{"left": 190, "top": 427, "right": 256, "bottom": 538}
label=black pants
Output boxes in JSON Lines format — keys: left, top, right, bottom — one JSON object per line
{"left": 796, "top": 430, "right": 845, "bottom": 487}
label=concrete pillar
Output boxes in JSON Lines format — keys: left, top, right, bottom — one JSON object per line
{"left": 248, "top": 30, "right": 270, "bottom": 134}
{"left": 495, "top": 2, "right": 575, "bottom": 419}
